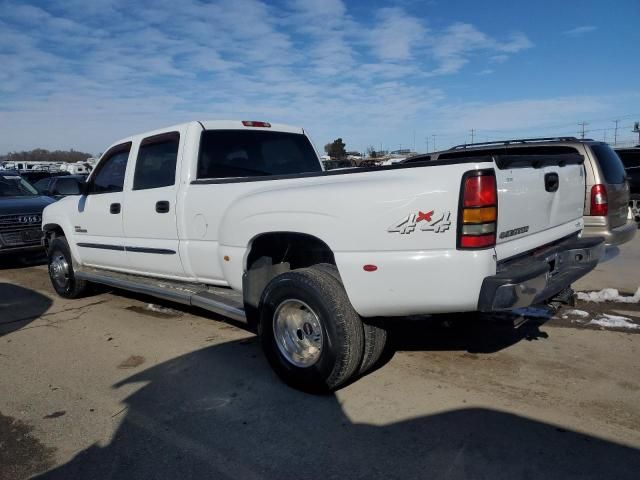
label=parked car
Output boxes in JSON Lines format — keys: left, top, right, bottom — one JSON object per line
{"left": 42, "top": 121, "right": 604, "bottom": 392}
{"left": 614, "top": 147, "right": 640, "bottom": 223}
{"left": 0, "top": 171, "right": 54, "bottom": 255}
{"left": 33, "top": 175, "right": 87, "bottom": 199}
{"left": 406, "top": 137, "right": 637, "bottom": 246}
{"left": 322, "top": 159, "right": 355, "bottom": 170}
{"left": 20, "top": 170, "right": 70, "bottom": 185}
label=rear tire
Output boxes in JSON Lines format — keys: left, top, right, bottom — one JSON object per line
{"left": 314, "top": 263, "right": 387, "bottom": 375}
{"left": 259, "top": 266, "right": 364, "bottom": 392}
{"left": 359, "top": 318, "right": 388, "bottom": 375}
{"left": 47, "top": 236, "right": 90, "bottom": 298}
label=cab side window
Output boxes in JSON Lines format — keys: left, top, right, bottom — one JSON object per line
{"left": 91, "top": 143, "right": 131, "bottom": 194}
{"left": 133, "top": 133, "right": 180, "bottom": 190}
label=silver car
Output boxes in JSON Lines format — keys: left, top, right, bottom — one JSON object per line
{"left": 406, "top": 137, "right": 637, "bottom": 246}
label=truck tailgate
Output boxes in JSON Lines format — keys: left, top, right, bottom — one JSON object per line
{"left": 493, "top": 154, "right": 585, "bottom": 260}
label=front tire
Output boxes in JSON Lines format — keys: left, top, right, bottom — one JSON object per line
{"left": 259, "top": 266, "right": 364, "bottom": 392}
{"left": 47, "top": 236, "right": 89, "bottom": 298}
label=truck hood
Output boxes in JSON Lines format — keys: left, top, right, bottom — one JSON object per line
{"left": 0, "top": 196, "right": 55, "bottom": 215}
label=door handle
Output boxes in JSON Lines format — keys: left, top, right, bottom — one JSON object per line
{"left": 110, "top": 203, "right": 121, "bottom": 214}
{"left": 155, "top": 201, "right": 170, "bottom": 213}
{"left": 544, "top": 173, "right": 559, "bottom": 192}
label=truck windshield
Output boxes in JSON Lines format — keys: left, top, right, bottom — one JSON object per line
{"left": 0, "top": 174, "right": 39, "bottom": 197}
{"left": 197, "top": 130, "right": 322, "bottom": 179}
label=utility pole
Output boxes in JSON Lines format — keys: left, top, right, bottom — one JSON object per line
{"left": 470, "top": 128, "right": 475, "bottom": 144}
{"left": 432, "top": 134, "right": 437, "bottom": 152}
{"left": 613, "top": 120, "right": 619, "bottom": 145}
{"left": 579, "top": 121, "right": 588, "bottom": 139}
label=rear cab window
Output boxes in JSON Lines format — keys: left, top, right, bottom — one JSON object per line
{"left": 590, "top": 144, "right": 626, "bottom": 184}
{"left": 133, "top": 132, "right": 180, "bottom": 190}
{"left": 197, "top": 130, "right": 321, "bottom": 179}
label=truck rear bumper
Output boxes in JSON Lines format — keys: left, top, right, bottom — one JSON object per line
{"left": 477, "top": 236, "right": 604, "bottom": 311}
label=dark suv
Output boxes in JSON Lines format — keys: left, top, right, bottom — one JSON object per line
{"left": 615, "top": 147, "right": 640, "bottom": 223}
{"left": 0, "top": 171, "right": 54, "bottom": 255}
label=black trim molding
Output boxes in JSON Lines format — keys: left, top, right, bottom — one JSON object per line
{"left": 126, "top": 246, "right": 176, "bottom": 255}
{"left": 77, "top": 243, "right": 175, "bottom": 255}
{"left": 77, "top": 242, "right": 124, "bottom": 251}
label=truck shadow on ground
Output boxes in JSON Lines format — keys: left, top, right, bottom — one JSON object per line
{"left": 0, "top": 253, "right": 46, "bottom": 271}
{"left": 107, "top": 287, "right": 549, "bottom": 361}
{"left": 0, "top": 282, "right": 52, "bottom": 336}
{"left": 384, "top": 312, "right": 549, "bottom": 356}
{"left": 37, "top": 339, "right": 640, "bottom": 480}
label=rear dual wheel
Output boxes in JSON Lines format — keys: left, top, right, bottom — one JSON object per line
{"left": 259, "top": 264, "right": 387, "bottom": 392}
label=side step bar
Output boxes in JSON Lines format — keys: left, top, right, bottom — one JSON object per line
{"left": 75, "top": 268, "right": 247, "bottom": 323}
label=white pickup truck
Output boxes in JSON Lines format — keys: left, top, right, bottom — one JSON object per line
{"left": 42, "top": 120, "right": 604, "bottom": 391}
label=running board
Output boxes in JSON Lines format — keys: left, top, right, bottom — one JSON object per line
{"left": 75, "top": 268, "right": 247, "bottom": 323}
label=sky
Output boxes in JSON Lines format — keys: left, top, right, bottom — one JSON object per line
{"left": 1, "top": 0, "right": 639, "bottom": 155}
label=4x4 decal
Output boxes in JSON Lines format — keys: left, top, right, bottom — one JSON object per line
{"left": 388, "top": 210, "right": 452, "bottom": 234}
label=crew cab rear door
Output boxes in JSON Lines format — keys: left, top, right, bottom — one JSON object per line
{"left": 123, "top": 130, "right": 185, "bottom": 277}
{"left": 492, "top": 151, "right": 585, "bottom": 260}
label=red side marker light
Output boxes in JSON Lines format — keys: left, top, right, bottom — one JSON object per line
{"left": 363, "top": 264, "right": 378, "bottom": 272}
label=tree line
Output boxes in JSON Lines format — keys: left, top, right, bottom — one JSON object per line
{"left": 0, "top": 148, "right": 94, "bottom": 164}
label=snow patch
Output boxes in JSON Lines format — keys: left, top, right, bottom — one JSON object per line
{"left": 588, "top": 314, "right": 640, "bottom": 330}
{"left": 577, "top": 287, "right": 640, "bottom": 304}
{"left": 146, "top": 303, "right": 180, "bottom": 315}
{"left": 564, "top": 309, "right": 589, "bottom": 318}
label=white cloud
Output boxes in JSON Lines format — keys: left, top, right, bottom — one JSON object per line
{"left": 489, "top": 54, "right": 509, "bottom": 63}
{"left": 430, "top": 23, "right": 533, "bottom": 74}
{"left": 368, "top": 8, "right": 426, "bottom": 61}
{"left": 563, "top": 25, "right": 598, "bottom": 36}
{"left": 0, "top": 0, "right": 539, "bottom": 154}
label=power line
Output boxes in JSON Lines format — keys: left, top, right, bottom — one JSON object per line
{"left": 578, "top": 121, "right": 589, "bottom": 139}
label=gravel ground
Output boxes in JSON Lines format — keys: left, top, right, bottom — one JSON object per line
{"left": 1, "top": 239, "right": 639, "bottom": 479}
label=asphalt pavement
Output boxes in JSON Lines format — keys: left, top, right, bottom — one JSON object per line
{"left": 1, "top": 236, "right": 639, "bottom": 479}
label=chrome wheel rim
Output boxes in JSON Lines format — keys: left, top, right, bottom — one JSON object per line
{"left": 273, "top": 299, "right": 323, "bottom": 368}
{"left": 49, "top": 252, "right": 70, "bottom": 290}
{"left": 631, "top": 199, "right": 640, "bottom": 223}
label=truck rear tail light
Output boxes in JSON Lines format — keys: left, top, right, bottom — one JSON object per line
{"left": 242, "top": 120, "right": 271, "bottom": 128}
{"left": 590, "top": 184, "right": 608, "bottom": 216}
{"left": 462, "top": 206, "right": 496, "bottom": 223}
{"left": 458, "top": 170, "right": 497, "bottom": 250}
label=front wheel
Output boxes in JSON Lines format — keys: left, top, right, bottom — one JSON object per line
{"left": 259, "top": 266, "right": 364, "bottom": 392}
{"left": 47, "top": 236, "right": 89, "bottom": 298}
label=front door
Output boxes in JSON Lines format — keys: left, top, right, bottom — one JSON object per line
{"left": 73, "top": 143, "right": 130, "bottom": 270}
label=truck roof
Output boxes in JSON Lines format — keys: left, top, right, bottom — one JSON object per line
{"left": 109, "top": 120, "right": 305, "bottom": 150}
